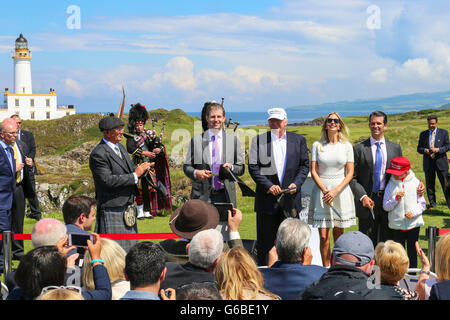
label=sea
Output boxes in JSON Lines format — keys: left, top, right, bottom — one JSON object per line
{"left": 187, "top": 109, "right": 371, "bottom": 126}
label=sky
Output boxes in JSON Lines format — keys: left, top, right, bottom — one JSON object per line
{"left": 1, "top": 0, "right": 450, "bottom": 113}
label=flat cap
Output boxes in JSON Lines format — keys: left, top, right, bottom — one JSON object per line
{"left": 99, "top": 114, "right": 124, "bottom": 131}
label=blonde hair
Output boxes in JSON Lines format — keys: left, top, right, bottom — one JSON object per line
{"left": 215, "top": 248, "right": 280, "bottom": 300}
{"left": 374, "top": 240, "right": 409, "bottom": 284}
{"left": 319, "top": 112, "right": 350, "bottom": 145}
{"left": 82, "top": 238, "right": 127, "bottom": 290}
{"left": 435, "top": 233, "right": 450, "bottom": 281}
{"left": 38, "top": 289, "right": 84, "bottom": 300}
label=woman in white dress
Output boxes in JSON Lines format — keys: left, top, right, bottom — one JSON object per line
{"left": 308, "top": 112, "right": 356, "bottom": 267}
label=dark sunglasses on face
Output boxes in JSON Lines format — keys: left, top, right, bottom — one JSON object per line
{"left": 327, "top": 118, "right": 340, "bottom": 124}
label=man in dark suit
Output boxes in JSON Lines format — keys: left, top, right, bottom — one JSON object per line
{"left": 183, "top": 102, "right": 244, "bottom": 240}
{"left": 0, "top": 118, "right": 19, "bottom": 271}
{"left": 11, "top": 115, "right": 41, "bottom": 221}
{"left": 89, "top": 114, "right": 153, "bottom": 252}
{"left": 417, "top": 115, "right": 450, "bottom": 209}
{"left": 350, "top": 111, "right": 424, "bottom": 246}
{"left": 248, "top": 108, "right": 310, "bottom": 266}
{"left": 10, "top": 137, "right": 35, "bottom": 260}
{"left": 260, "top": 218, "right": 327, "bottom": 300}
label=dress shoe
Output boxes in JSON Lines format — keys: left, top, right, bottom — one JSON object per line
{"left": 144, "top": 211, "right": 153, "bottom": 219}
{"left": 137, "top": 205, "right": 145, "bottom": 220}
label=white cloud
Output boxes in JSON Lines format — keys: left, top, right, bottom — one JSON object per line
{"left": 64, "top": 78, "right": 83, "bottom": 96}
{"left": 369, "top": 68, "right": 387, "bottom": 83}
{"left": 163, "top": 57, "right": 197, "bottom": 91}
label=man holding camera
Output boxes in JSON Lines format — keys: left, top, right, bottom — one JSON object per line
{"left": 183, "top": 102, "right": 244, "bottom": 240}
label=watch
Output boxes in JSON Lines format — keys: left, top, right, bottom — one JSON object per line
{"left": 420, "top": 270, "right": 431, "bottom": 275}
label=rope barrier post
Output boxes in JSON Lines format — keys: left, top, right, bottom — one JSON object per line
{"left": 2, "top": 231, "right": 12, "bottom": 277}
{"left": 426, "top": 226, "right": 438, "bottom": 273}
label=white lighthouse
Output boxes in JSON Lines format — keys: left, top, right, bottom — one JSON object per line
{"left": 13, "top": 34, "right": 33, "bottom": 94}
{"left": 1, "top": 34, "right": 76, "bottom": 121}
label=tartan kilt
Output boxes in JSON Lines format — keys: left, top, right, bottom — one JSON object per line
{"left": 95, "top": 206, "right": 138, "bottom": 253}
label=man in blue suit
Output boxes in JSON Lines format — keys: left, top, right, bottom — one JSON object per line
{"left": 260, "top": 218, "right": 327, "bottom": 300}
{"left": 0, "top": 118, "right": 19, "bottom": 271}
{"left": 249, "top": 108, "right": 309, "bottom": 266}
{"left": 417, "top": 115, "right": 450, "bottom": 209}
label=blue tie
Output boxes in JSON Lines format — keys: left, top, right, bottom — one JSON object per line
{"left": 373, "top": 142, "right": 382, "bottom": 193}
{"left": 6, "top": 146, "right": 15, "bottom": 173}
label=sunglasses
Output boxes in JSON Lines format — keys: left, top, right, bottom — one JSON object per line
{"left": 40, "top": 285, "right": 83, "bottom": 295}
{"left": 327, "top": 118, "right": 340, "bottom": 124}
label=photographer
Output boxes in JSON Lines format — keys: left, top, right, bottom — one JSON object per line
{"left": 7, "top": 233, "right": 112, "bottom": 300}
{"left": 62, "top": 195, "right": 96, "bottom": 259}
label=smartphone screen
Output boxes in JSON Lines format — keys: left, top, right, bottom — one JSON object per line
{"left": 69, "top": 233, "right": 93, "bottom": 247}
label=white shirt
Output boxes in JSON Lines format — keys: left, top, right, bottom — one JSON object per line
{"left": 370, "top": 136, "right": 387, "bottom": 191}
{"left": 271, "top": 130, "right": 287, "bottom": 185}
{"left": 102, "top": 138, "right": 138, "bottom": 184}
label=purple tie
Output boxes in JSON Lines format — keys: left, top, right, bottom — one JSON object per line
{"left": 211, "top": 135, "right": 223, "bottom": 190}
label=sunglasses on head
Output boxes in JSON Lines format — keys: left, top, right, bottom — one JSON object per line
{"left": 327, "top": 118, "right": 340, "bottom": 124}
{"left": 40, "top": 285, "right": 82, "bottom": 296}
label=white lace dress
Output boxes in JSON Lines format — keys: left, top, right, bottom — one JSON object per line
{"left": 308, "top": 141, "right": 356, "bottom": 228}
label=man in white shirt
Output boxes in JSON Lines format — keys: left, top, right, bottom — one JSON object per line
{"left": 249, "top": 108, "right": 309, "bottom": 266}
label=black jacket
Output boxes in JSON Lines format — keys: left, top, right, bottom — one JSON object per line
{"left": 299, "top": 264, "right": 404, "bottom": 300}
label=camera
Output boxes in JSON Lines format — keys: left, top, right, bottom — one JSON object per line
{"left": 68, "top": 233, "right": 93, "bottom": 248}
{"left": 213, "top": 202, "right": 234, "bottom": 222}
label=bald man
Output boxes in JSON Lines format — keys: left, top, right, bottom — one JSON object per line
{"left": 0, "top": 118, "right": 19, "bottom": 271}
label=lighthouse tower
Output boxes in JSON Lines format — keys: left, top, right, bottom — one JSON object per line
{"left": 1, "top": 34, "right": 76, "bottom": 121}
{"left": 13, "top": 34, "right": 32, "bottom": 94}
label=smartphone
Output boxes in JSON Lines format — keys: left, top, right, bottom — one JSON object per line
{"left": 68, "top": 233, "right": 93, "bottom": 248}
{"left": 213, "top": 202, "right": 234, "bottom": 222}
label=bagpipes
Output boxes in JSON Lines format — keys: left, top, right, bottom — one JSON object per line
{"left": 117, "top": 87, "right": 168, "bottom": 197}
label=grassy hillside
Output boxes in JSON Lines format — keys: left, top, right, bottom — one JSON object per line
{"left": 16, "top": 107, "right": 450, "bottom": 266}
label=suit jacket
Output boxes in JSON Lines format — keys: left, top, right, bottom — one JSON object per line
{"left": 18, "top": 129, "right": 37, "bottom": 174}
{"left": 183, "top": 130, "right": 244, "bottom": 207}
{"left": 0, "top": 141, "right": 15, "bottom": 211}
{"left": 350, "top": 137, "right": 402, "bottom": 219}
{"left": 260, "top": 261, "right": 327, "bottom": 300}
{"left": 160, "top": 262, "right": 215, "bottom": 290}
{"left": 248, "top": 131, "right": 309, "bottom": 214}
{"left": 15, "top": 139, "right": 35, "bottom": 199}
{"left": 417, "top": 127, "right": 450, "bottom": 172}
{"left": 18, "top": 129, "right": 36, "bottom": 159}
{"left": 429, "top": 280, "right": 450, "bottom": 300}
{"left": 89, "top": 140, "right": 138, "bottom": 209}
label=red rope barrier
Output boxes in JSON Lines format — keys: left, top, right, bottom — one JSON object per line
{"left": 0, "top": 233, "right": 180, "bottom": 241}
{"left": 438, "top": 229, "right": 450, "bottom": 236}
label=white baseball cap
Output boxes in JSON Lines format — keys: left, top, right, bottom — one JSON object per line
{"left": 267, "top": 108, "right": 287, "bottom": 120}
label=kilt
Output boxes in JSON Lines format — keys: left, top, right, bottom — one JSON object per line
{"left": 95, "top": 206, "right": 138, "bottom": 253}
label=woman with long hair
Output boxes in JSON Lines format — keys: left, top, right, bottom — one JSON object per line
{"left": 308, "top": 112, "right": 356, "bottom": 267}
{"left": 215, "top": 248, "right": 280, "bottom": 300}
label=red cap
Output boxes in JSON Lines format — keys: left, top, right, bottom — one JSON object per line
{"left": 386, "top": 156, "right": 410, "bottom": 176}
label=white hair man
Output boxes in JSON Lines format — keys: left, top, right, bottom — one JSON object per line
{"left": 160, "top": 228, "right": 223, "bottom": 290}
{"left": 260, "top": 218, "right": 327, "bottom": 299}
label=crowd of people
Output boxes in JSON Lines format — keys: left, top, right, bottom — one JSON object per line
{"left": 0, "top": 102, "right": 449, "bottom": 301}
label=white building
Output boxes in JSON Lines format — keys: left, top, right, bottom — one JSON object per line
{"left": 0, "top": 34, "right": 76, "bottom": 121}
